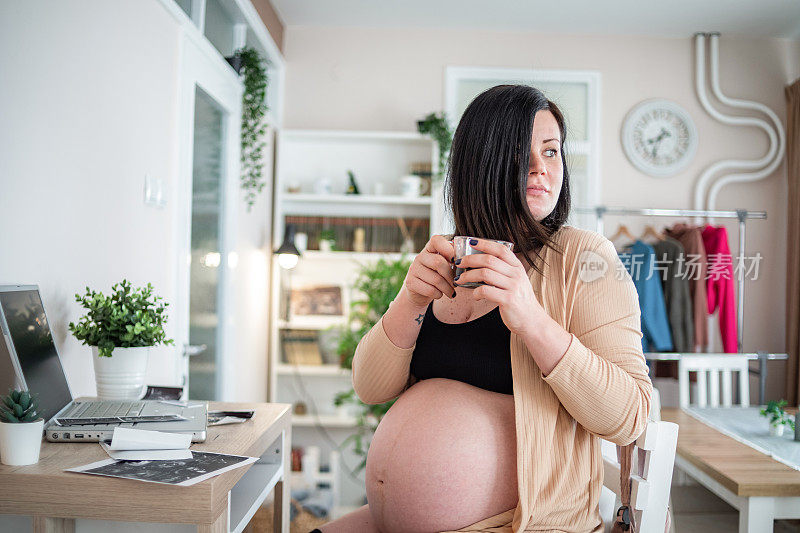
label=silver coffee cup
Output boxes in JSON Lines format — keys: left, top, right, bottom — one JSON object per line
{"left": 453, "top": 236, "right": 514, "bottom": 288}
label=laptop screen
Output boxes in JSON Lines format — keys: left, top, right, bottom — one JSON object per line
{"left": 0, "top": 288, "right": 72, "bottom": 422}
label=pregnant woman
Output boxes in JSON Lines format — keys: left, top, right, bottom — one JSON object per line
{"left": 313, "top": 85, "right": 652, "bottom": 533}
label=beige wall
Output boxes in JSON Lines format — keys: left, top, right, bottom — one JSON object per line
{"left": 283, "top": 26, "right": 799, "bottom": 399}
{"left": 251, "top": 0, "right": 284, "bottom": 53}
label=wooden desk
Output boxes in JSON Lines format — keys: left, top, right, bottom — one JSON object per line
{"left": 0, "top": 401, "right": 292, "bottom": 533}
{"left": 662, "top": 407, "right": 800, "bottom": 533}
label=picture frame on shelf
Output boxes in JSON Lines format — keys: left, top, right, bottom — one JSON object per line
{"left": 290, "top": 284, "right": 345, "bottom": 318}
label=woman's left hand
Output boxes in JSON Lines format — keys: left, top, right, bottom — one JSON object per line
{"left": 454, "top": 238, "right": 546, "bottom": 337}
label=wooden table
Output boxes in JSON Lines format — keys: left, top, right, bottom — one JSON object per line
{"left": 0, "top": 401, "right": 292, "bottom": 533}
{"left": 662, "top": 407, "right": 800, "bottom": 532}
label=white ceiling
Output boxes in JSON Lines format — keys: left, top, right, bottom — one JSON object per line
{"left": 270, "top": 0, "right": 800, "bottom": 39}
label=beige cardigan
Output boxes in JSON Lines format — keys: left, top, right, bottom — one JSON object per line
{"left": 352, "top": 225, "right": 653, "bottom": 533}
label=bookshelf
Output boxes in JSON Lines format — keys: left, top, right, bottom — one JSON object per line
{"left": 269, "top": 129, "right": 441, "bottom": 417}
{"left": 268, "top": 129, "right": 442, "bottom": 512}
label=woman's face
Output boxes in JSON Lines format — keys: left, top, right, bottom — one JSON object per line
{"left": 525, "top": 109, "right": 563, "bottom": 222}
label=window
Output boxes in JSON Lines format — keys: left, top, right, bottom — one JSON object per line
{"left": 203, "top": 0, "right": 238, "bottom": 58}
{"left": 174, "top": 0, "right": 192, "bottom": 18}
{"left": 445, "top": 67, "right": 601, "bottom": 231}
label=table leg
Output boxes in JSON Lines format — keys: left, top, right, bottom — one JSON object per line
{"left": 198, "top": 493, "right": 229, "bottom": 533}
{"left": 273, "top": 479, "right": 290, "bottom": 533}
{"left": 739, "top": 497, "right": 774, "bottom": 533}
{"left": 33, "top": 517, "right": 75, "bottom": 533}
{"left": 758, "top": 356, "right": 767, "bottom": 406}
{"left": 273, "top": 425, "right": 291, "bottom": 533}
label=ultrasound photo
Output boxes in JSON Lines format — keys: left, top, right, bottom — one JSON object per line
{"left": 67, "top": 451, "right": 258, "bottom": 486}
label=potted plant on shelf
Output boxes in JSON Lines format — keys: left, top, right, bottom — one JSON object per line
{"left": 0, "top": 389, "right": 43, "bottom": 466}
{"left": 319, "top": 229, "right": 337, "bottom": 252}
{"left": 416, "top": 112, "right": 453, "bottom": 183}
{"left": 760, "top": 399, "right": 795, "bottom": 437}
{"left": 69, "top": 279, "right": 174, "bottom": 400}
{"left": 332, "top": 256, "right": 412, "bottom": 471}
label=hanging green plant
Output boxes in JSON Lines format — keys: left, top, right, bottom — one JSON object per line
{"left": 235, "top": 47, "right": 269, "bottom": 211}
{"left": 417, "top": 112, "right": 453, "bottom": 183}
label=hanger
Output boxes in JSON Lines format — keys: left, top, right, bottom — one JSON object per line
{"left": 608, "top": 223, "right": 637, "bottom": 251}
{"left": 640, "top": 224, "right": 666, "bottom": 244}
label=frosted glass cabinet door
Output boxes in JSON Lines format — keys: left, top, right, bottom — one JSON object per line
{"left": 188, "top": 87, "right": 226, "bottom": 401}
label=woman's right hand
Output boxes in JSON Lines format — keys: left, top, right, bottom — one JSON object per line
{"left": 401, "top": 235, "right": 457, "bottom": 308}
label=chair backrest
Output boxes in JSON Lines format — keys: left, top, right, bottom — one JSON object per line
{"left": 599, "top": 419, "right": 679, "bottom": 533}
{"left": 649, "top": 386, "right": 662, "bottom": 423}
{"left": 677, "top": 354, "right": 750, "bottom": 408}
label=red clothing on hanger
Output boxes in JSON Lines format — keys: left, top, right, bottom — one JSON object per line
{"left": 702, "top": 224, "right": 739, "bottom": 353}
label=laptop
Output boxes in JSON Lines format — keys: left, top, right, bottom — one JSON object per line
{"left": 0, "top": 285, "right": 207, "bottom": 442}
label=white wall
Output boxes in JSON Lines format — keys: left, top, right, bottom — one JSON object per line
{"left": 228, "top": 126, "right": 273, "bottom": 403}
{"left": 0, "top": 1, "right": 181, "bottom": 395}
{"left": 785, "top": 39, "right": 800, "bottom": 83}
{"left": 0, "top": 0, "right": 270, "bottom": 402}
{"left": 282, "top": 26, "right": 799, "bottom": 398}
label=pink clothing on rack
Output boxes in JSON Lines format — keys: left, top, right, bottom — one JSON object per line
{"left": 702, "top": 224, "right": 738, "bottom": 353}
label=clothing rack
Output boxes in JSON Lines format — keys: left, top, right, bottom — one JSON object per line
{"left": 573, "top": 206, "right": 786, "bottom": 405}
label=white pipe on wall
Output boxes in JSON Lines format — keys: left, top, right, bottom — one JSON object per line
{"left": 692, "top": 33, "right": 782, "bottom": 222}
{"left": 705, "top": 33, "right": 786, "bottom": 211}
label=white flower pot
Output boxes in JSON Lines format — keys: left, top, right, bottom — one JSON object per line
{"left": 0, "top": 419, "right": 44, "bottom": 466}
{"left": 92, "top": 346, "right": 150, "bottom": 400}
{"left": 336, "top": 404, "right": 353, "bottom": 418}
{"left": 769, "top": 423, "right": 785, "bottom": 437}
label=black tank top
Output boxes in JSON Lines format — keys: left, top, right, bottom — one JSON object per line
{"left": 409, "top": 301, "right": 513, "bottom": 395}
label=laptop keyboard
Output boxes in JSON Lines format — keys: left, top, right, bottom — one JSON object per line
{"left": 55, "top": 414, "right": 184, "bottom": 426}
{"left": 62, "top": 401, "right": 146, "bottom": 419}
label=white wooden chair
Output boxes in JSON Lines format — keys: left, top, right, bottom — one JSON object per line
{"left": 677, "top": 354, "right": 750, "bottom": 408}
{"left": 599, "top": 418, "right": 679, "bottom": 532}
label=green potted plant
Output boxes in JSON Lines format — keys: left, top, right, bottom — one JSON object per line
{"left": 760, "top": 399, "right": 795, "bottom": 437}
{"left": 416, "top": 112, "right": 453, "bottom": 183}
{"left": 319, "top": 229, "right": 337, "bottom": 252}
{"left": 0, "top": 389, "right": 43, "bottom": 466}
{"left": 332, "top": 256, "right": 412, "bottom": 471}
{"left": 68, "top": 279, "right": 174, "bottom": 400}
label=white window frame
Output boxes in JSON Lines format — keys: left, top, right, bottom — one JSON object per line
{"left": 176, "top": 32, "right": 243, "bottom": 401}
{"left": 157, "top": 0, "right": 284, "bottom": 399}
{"left": 444, "top": 66, "right": 601, "bottom": 230}
{"left": 159, "top": 0, "right": 285, "bottom": 128}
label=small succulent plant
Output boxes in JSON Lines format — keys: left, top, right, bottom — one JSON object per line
{"left": 0, "top": 389, "right": 40, "bottom": 423}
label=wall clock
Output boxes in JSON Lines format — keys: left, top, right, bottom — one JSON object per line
{"left": 621, "top": 99, "right": 698, "bottom": 177}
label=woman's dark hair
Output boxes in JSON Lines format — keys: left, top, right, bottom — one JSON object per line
{"left": 445, "top": 84, "right": 570, "bottom": 274}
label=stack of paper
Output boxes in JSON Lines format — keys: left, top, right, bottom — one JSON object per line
{"left": 100, "top": 427, "right": 192, "bottom": 461}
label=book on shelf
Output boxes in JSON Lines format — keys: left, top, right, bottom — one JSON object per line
{"left": 284, "top": 215, "right": 428, "bottom": 253}
{"left": 282, "top": 330, "right": 323, "bottom": 365}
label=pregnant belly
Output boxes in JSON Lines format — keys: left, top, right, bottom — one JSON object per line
{"left": 365, "top": 378, "right": 518, "bottom": 533}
